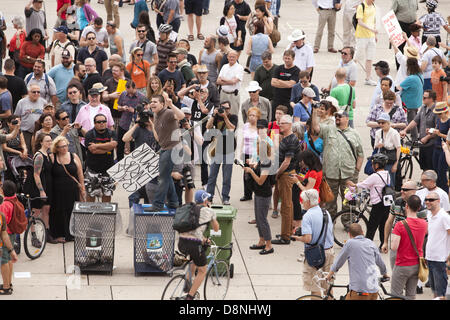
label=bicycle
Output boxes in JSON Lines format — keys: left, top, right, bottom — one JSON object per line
{"left": 332, "top": 189, "right": 370, "bottom": 247}
{"left": 296, "top": 271, "right": 406, "bottom": 300}
{"left": 17, "top": 193, "right": 48, "bottom": 260}
{"left": 161, "top": 240, "right": 233, "bottom": 300}
{"left": 398, "top": 135, "right": 422, "bottom": 182}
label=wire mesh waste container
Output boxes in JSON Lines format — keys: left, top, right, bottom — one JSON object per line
{"left": 203, "top": 205, "right": 237, "bottom": 277}
{"left": 132, "top": 204, "right": 176, "bottom": 275}
{"left": 70, "top": 202, "right": 121, "bottom": 275}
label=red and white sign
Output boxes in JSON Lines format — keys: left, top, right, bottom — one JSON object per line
{"left": 382, "top": 10, "right": 405, "bottom": 47}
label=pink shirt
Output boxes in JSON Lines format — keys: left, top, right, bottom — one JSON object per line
{"left": 356, "top": 170, "right": 390, "bottom": 205}
{"left": 74, "top": 104, "right": 114, "bottom": 145}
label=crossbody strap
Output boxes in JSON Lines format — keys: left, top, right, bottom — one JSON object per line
{"left": 58, "top": 153, "right": 82, "bottom": 189}
{"left": 299, "top": 101, "right": 312, "bottom": 117}
{"left": 401, "top": 220, "right": 421, "bottom": 258}
{"left": 338, "top": 130, "right": 357, "bottom": 161}
{"left": 374, "top": 171, "right": 390, "bottom": 201}
{"left": 346, "top": 84, "right": 353, "bottom": 112}
{"left": 307, "top": 132, "right": 320, "bottom": 155}
{"left": 309, "top": 209, "right": 329, "bottom": 246}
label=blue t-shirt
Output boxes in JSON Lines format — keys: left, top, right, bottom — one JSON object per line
{"left": 77, "top": 7, "right": 89, "bottom": 31}
{"left": 400, "top": 74, "right": 424, "bottom": 110}
{"left": 47, "top": 64, "right": 75, "bottom": 103}
{"left": 435, "top": 118, "right": 450, "bottom": 147}
{"left": 290, "top": 83, "right": 320, "bottom": 103}
{"left": 157, "top": 69, "right": 185, "bottom": 93}
{"left": 293, "top": 101, "right": 312, "bottom": 122}
{"left": 302, "top": 205, "right": 334, "bottom": 249}
{"left": 304, "top": 131, "right": 323, "bottom": 156}
{"left": 0, "top": 91, "right": 12, "bottom": 115}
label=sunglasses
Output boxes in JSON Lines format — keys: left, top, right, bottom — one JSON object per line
{"left": 68, "top": 90, "right": 78, "bottom": 95}
{"left": 60, "top": 116, "right": 69, "bottom": 120}
{"left": 401, "top": 188, "right": 416, "bottom": 192}
{"left": 300, "top": 80, "right": 308, "bottom": 84}
{"left": 341, "top": 52, "right": 348, "bottom": 56}
{"left": 56, "top": 144, "right": 68, "bottom": 149}
{"left": 137, "top": 30, "right": 146, "bottom": 33}
{"left": 95, "top": 120, "right": 107, "bottom": 124}
{"left": 87, "top": 37, "right": 96, "bottom": 40}
{"left": 136, "top": 54, "right": 144, "bottom": 57}
{"left": 31, "top": 90, "right": 41, "bottom": 94}
{"left": 424, "top": 198, "right": 439, "bottom": 202}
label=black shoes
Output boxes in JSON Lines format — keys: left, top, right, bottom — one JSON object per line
{"left": 271, "top": 238, "right": 290, "bottom": 245}
{"left": 416, "top": 286, "right": 423, "bottom": 294}
{"left": 259, "top": 248, "right": 274, "bottom": 255}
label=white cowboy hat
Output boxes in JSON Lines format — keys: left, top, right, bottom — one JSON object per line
{"left": 246, "top": 81, "right": 262, "bottom": 92}
{"left": 288, "top": 29, "right": 306, "bottom": 42}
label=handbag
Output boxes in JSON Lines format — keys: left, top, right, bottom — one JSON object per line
{"left": 401, "top": 220, "right": 429, "bottom": 283}
{"left": 319, "top": 176, "right": 334, "bottom": 203}
{"left": 379, "top": 131, "right": 397, "bottom": 164}
{"left": 58, "top": 154, "right": 86, "bottom": 202}
{"left": 304, "top": 209, "right": 329, "bottom": 269}
{"left": 269, "top": 26, "right": 281, "bottom": 45}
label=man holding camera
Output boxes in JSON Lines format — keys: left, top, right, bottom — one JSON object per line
{"left": 205, "top": 101, "right": 238, "bottom": 205}
{"left": 116, "top": 81, "right": 147, "bottom": 161}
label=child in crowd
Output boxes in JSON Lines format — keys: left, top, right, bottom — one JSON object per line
{"left": 418, "top": 0, "right": 450, "bottom": 46}
{"left": 430, "top": 55, "right": 448, "bottom": 102}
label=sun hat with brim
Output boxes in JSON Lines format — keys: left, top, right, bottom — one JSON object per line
{"left": 325, "top": 96, "right": 339, "bottom": 113}
{"left": 181, "top": 107, "right": 191, "bottom": 114}
{"left": 433, "top": 102, "right": 449, "bottom": 114}
{"left": 196, "top": 64, "right": 208, "bottom": 73}
{"left": 246, "top": 81, "right": 262, "bottom": 92}
{"left": 376, "top": 112, "right": 391, "bottom": 122}
{"left": 217, "top": 25, "right": 229, "bottom": 37}
{"left": 131, "top": 47, "right": 144, "bottom": 55}
{"left": 287, "top": 29, "right": 306, "bottom": 42}
{"left": 92, "top": 83, "right": 107, "bottom": 93}
{"left": 173, "top": 48, "right": 188, "bottom": 55}
{"left": 404, "top": 46, "right": 419, "bottom": 59}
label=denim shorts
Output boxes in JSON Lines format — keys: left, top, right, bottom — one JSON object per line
{"left": 427, "top": 260, "right": 448, "bottom": 297}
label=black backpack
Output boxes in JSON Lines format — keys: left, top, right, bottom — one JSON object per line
{"left": 53, "top": 39, "right": 79, "bottom": 62}
{"left": 172, "top": 203, "right": 209, "bottom": 233}
{"left": 375, "top": 172, "right": 396, "bottom": 207}
{"left": 352, "top": 3, "right": 365, "bottom": 29}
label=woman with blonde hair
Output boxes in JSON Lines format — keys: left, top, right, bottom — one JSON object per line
{"left": 127, "top": 47, "right": 150, "bottom": 95}
{"left": 146, "top": 75, "right": 164, "bottom": 100}
{"left": 49, "top": 136, "right": 84, "bottom": 243}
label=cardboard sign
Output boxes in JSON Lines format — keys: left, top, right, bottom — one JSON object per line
{"left": 382, "top": 10, "right": 405, "bottom": 47}
{"left": 107, "top": 144, "right": 159, "bottom": 193}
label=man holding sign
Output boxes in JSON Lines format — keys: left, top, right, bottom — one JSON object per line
{"left": 102, "top": 62, "right": 129, "bottom": 126}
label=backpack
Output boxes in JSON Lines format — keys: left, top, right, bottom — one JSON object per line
{"left": 5, "top": 197, "right": 27, "bottom": 234}
{"left": 352, "top": 3, "right": 365, "bottom": 30}
{"left": 375, "top": 172, "right": 396, "bottom": 207}
{"left": 172, "top": 203, "right": 209, "bottom": 233}
{"left": 25, "top": 72, "right": 50, "bottom": 97}
{"left": 53, "top": 39, "right": 79, "bottom": 62}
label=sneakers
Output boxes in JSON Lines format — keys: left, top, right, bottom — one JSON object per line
{"left": 416, "top": 286, "right": 423, "bottom": 294}
{"left": 271, "top": 210, "right": 279, "bottom": 218}
{"left": 223, "top": 200, "right": 230, "bottom": 205}
{"left": 364, "top": 79, "right": 377, "bottom": 86}
{"left": 297, "top": 253, "right": 305, "bottom": 262}
{"left": 202, "top": 184, "right": 207, "bottom": 190}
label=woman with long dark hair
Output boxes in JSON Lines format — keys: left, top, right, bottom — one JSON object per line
{"left": 18, "top": 28, "right": 45, "bottom": 79}
{"left": 220, "top": 2, "right": 245, "bottom": 58}
{"left": 137, "top": 11, "right": 156, "bottom": 43}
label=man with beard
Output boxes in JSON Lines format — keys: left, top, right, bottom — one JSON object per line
{"left": 24, "top": 59, "right": 58, "bottom": 106}
{"left": 129, "top": 24, "right": 158, "bottom": 68}
{"left": 198, "top": 36, "right": 222, "bottom": 84}
{"left": 48, "top": 50, "right": 75, "bottom": 105}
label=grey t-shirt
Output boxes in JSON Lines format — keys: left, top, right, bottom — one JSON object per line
{"left": 179, "top": 206, "right": 216, "bottom": 240}
{"left": 25, "top": 8, "right": 46, "bottom": 36}
{"left": 163, "top": 0, "right": 181, "bottom": 23}
{"left": 331, "top": 60, "right": 358, "bottom": 89}
{"left": 129, "top": 40, "right": 157, "bottom": 65}
{"left": 81, "top": 26, "right": 109, "bottom": 49}
{"left": 14, "top": 97, "right": 46, "bottom": 133}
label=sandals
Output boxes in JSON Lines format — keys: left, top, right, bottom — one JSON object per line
{"left": 249, "top": 244, "right": 265, "bottom": 250}
{"left": 0, "top": 287, "right": 12, "bottom": 295}
{"left": 0, "top": 284, "right": 12, "bottom": 291}
{"left": 188, "top": 35, "right": 194, "bottom": 41}
{"left": 197, "top": 33, "right": 205, "bottom": 40}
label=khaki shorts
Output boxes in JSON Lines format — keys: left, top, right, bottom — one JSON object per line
{"left": 303, "top": 247, "right": 335, "bottom": 292}
{"left": 355, "top": 37, "right": 376, "bottom": 62}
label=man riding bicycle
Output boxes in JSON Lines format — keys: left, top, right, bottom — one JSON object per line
{"left": 177, "top": 190, "right": 219, "bottom": 300}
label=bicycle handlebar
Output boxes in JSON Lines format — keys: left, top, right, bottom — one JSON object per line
{"left": 17, "top": 193, "right": 48, "bottom": 201}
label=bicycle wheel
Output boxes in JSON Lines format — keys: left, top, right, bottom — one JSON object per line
{"left": 385, "top": 296, "right": 406, "bottom": 300}
{"left": 161, "top": 274, "right": 186, "bottom": 300}
{"left": 399, "top": 156, "right": 412, "bottom": 181}
{"left": 296, "top": 295, "right": 323, "bottom": 300}
{"left": 204, "top": 260, "right": 230, "bottom": 300}
{"left": 333, "top": 210, "right": 368, "bottom": 247}
{"left": 24, "top": 217, "right": 47, "bottom": 260}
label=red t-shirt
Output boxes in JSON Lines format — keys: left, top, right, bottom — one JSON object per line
{"left": 268, "top": 121, "right": 280, "bottom": 141}
{"left": 300, "top": 169, "right": 323, "bottom": 203}
{"left": 19, "top": 41, "right": 45, "bottom": 68}
{"left": 57, "top": 0, "right": 71, "bottom": 20}
{"left": 392, "top": 217, "right": 428, "bottom": 266}
{"left": 0, "top": 196, "right": 15, "bottom": 235}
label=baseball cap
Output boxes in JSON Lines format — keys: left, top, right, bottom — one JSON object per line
{"left": 376, "top": 112, "right": 391, "bottom": 122}
{"left": 61, "top": 50, "right": 71, "bottom": 58}
{"left": 54, "top": 25, "right": 69, "bottom": 34}
{"left": 334, "top": 109, "right": 349, "bottom": 117}
{"left": 88, "top": 88, "right": 100, "bottom": 96}
{"left": 195, "top": 190, "right": 211, "bottom": 204}
{"left": 373, "top": 61, "right": 389, "bottom": 69}
{"left": 302, "top": 87, "right": 316, "bottom": 98}
{"left": 173, "top": 48, "right": 188, "bottom": 55}
{"left": 257, "top": 119, "right": 269, "bottom": 128}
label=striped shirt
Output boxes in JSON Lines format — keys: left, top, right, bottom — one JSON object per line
{"left": 156, "top": 39, "right": 176, "bottom": 75}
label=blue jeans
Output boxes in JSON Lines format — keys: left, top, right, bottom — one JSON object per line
{"left": 432, "top": 147, "right": 449, "bottom": 193}
{"left": 203, "top": 0, "right": 210, "bottom": 10}
{"left": 423, "top": 78, "right": 432, "bottom": 91}
{"left": 276, "top": 0, "right": 281, "bottom": 15}
{"left": 152, "top": 149, "right": 179, "bottom": 209}
{"left": 206, "top": 154, "right": 234, "bottom": 202}
{"left": 427, "top": 260, "right": 448, "bottom": 297}
{"left": 384, "top": 163, "right": 396, "bottom": 188}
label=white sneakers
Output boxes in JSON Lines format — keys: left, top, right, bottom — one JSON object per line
{"left": 365, "top": 79, "right": 377, "bottom": 86}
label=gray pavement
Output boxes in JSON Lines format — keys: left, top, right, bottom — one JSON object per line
{"left": 1, "top": 0, "right": 447, "bottom": 300}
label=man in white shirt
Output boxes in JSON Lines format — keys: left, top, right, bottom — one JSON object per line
{"left": 50, "top": 25, "right": 76, "bottom": 67}
{"left": 416, "top": 170, "right": 450, "bottom": 211}
{"left": 423, "top": 192, "right": 450, "bottom": 300}
{"left": 342, "top": 0, "right": 362, "bottom": 47}
{"left": 216, "top": 50, "right": 244, "bottom": 115}
{"left": 311, "top": 0, "right": 339, "bottom": 53}
{"left": 286, "top": 29, "right": 315, "bottom": 75}
{"left": 79, "top": 17, "right": 109, "bottom": 49}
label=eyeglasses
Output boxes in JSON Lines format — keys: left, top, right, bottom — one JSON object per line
{"left": 56, "top": 144, "right": 68, "bottom": 149}
{"left": 87, "top": 37, "right": 96, "bottom": 40}
{"left": 68, "top": 90, "right": 78, "bottom": 95}
{"left": 423, "top": 96, "right": 430, "bottom": 99}
{"left": 95, "top": 120, "right": 107, "bottom": 124}
{"left": 137, "top": 30, "right": 146, "bottom": 33}
{"left": 341, "top": 52, "right": 348, "bottom": 56}
{"left": 424, "top": 198, "right": 439, "bottom": 202}
{"left": 300, "top": 80, "right": 308, "bottom": 84}
{"left": 249, "top": 91, "right": 257, "bottom": 93}
{"left": 136, "top": 54, "right": 144, "bottom": 57}
{"left": 85, "top": 64, "right": 94, "bottom": 67}
{"left": 31, "top": 90, "right": 40, "bottom": 94}
{"left": 279, "top": 122, "right": 291, "bottom": 125}
{"left": 60, "top": 116, "right": 69, "bottom": 120}
{"left": 401, "top": 188, "right": 416, "bottom": 192}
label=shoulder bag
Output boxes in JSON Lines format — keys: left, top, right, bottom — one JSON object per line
{"left": 58, "top": 153, "right": 86, "bottom": 202}
{"left": 401, "top": 220, "right": 429, "bottom": 282}
{"left": 319, "top": 176, "right": 334, "bottom": 203}
{"left": 304, "top": 209, "right": 329, "bottom": 269}
{"left": 379, "top": 130, "right": 397, "bottom": 164}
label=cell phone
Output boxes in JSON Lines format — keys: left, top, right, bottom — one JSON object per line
{"left": 234, "top": 159, "right": 244, "bottom": 167}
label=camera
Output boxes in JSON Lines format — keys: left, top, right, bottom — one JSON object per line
{"left": 182, "top": 166, "right": 195, "bottom": 189}
{"left": 440, "top": 76, "right": 450, "bottom": 83}
{"left": 180, "top": 118, "right": 188, "bottom": 126}
{"left": 217, "top": 107, "right": 225, "bottom": 115}
{"left": 11, "top": 119, "right": 19, "bottom": 125}
{"left": 136, "top": 99, "right": 153, "bottom": 127}
{"left": 294, "top": 227, "right": 302, "bottom": 236}
{"left": 311, "top": 102, "right": 320, "bottom": 109}
{"left": 234, "top": 159, "right": 244, "bottom": 167}
{"left": 194, "top": 85, "right": 201, "bottom": 91}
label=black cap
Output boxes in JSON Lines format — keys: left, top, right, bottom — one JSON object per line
{"left": 256, "top": 119, "right": 269, "bottom": 128}
{"left": 373, "top": 61, "right": 389, "bottom": 69}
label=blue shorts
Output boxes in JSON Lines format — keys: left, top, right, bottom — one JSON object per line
{"left": 427, "top": 260, "right": 448, "bottom": 297}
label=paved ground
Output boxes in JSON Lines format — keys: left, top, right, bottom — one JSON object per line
{"left": 1, "top": 0, "right": 448, "bottom": 300}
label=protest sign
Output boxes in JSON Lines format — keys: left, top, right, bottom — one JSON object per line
{"left": 382, "top": 10, "right": 405, "bottom": 47}
{"left": 107, "top": 144, "right": 159, "bottom": 193}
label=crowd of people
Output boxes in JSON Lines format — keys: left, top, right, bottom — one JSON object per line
{"left": 0, "top": 0, "right": 448, "bottom": 300}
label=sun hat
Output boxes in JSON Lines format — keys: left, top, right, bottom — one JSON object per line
{"left": 433, "top": 102, "right": 448, "bottom": 114}
{"left": 287, "top": 29, "right": 306, "bottom": 42}
{"left": 246, "top": 81, "right": 262, "bottom": 92}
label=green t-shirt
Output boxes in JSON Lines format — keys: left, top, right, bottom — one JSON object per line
{"left": 330, "top": 84, "right": 356, "bottom": 120}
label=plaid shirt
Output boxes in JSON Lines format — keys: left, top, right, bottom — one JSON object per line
{"left": 366, "top": 104, "right": 407, "bottom": 139}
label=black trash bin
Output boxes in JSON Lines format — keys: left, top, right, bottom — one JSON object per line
{"left": 132, "top": 204, "right": 176, "bottom": 275}
{"left": 71, "top": 202, "right": 120, "bottom": 275}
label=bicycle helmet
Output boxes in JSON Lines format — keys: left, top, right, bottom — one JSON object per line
{"left": 425, "top": 0, "right": 437, "bottom": 11}
{"left": 370, "top": 153, "right": 388, "bottom": 168}
{"left": 159, "top": 24, "right": 173, "bottom": 34}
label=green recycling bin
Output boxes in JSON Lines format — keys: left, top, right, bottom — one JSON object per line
{"left": 203, "top": 205, "right": 236, "bottom": 278}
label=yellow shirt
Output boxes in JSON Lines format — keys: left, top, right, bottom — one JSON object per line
{"left": 355, "top": 1, "right": 376, "bottom": 39}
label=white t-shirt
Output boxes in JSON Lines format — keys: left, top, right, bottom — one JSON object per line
{"left": 224, "top": 16, "right": 238, "bottom": 43}
{"left": 374, "top": 127, "right": 401, "bottom": 151}
{"left": 50, "top": 40, "right": 76, "bottom": 66}
{"left": 416, "top": 187, "right": 450, "bottom": 211}
{"left": 286, "top": 43, "right": 315, "bottom": 72}
{"left": 218, "top": 62, "right": 244, "bottom": 92}
{"left": 425, "top": 209, "right": 450, "bottom": 262}
{"left": 422, "top": 47, "right": 445, "bottom": 79}
{"left": 81, "top": 26, "right": 109, "bottom": 50}
{"left": 179, "top": 206, "right": 216, "bottom": 240}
